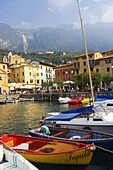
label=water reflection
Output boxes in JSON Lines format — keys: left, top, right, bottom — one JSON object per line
{"left": 0, "top": 101, "right": 113, "bottom": 170}
{"left": 0, "top": 101, "right": 78, "bottom": 135}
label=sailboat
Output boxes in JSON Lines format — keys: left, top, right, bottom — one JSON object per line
{"left": 43, "top": 0, "right": 113, "bottom": 134}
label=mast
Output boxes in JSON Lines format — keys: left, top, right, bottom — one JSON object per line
{"left": 76, "top": 0, "right": 95, "bottom": 107}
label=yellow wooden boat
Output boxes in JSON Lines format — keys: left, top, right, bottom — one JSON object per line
{"left": 81, "top": 98, "right": 93, "bottom": 104}
{"left": 0, "top": 134, "right": 95, "bottom": 165}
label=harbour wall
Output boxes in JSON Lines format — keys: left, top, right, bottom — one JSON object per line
{"left": 0, "top": 91, "right": 113, "bottom": 101}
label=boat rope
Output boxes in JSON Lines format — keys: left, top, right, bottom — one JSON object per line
{"left": 96, "top": 145, "right": 113, "bottom": 154}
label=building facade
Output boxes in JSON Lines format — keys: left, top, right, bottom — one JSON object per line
{"left": 30, "top": 61, "right": 56, "bottom": 85}
{"left": 73, "top": 52, "right": 104, "bottom": 75}
{"left": 0, "top": 62, "right": 8, "bottom": 93}
{"left": 55, "top": 63, "right": 75, "bottom": 82}
{"left": 12, "top": 64, "right": 40, "bottom": 85}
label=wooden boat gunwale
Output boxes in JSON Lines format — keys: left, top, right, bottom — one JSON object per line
{"left": 29, "top": 125, "right": 113, "bottom": 144}
{"left": 1, "top": 134, "right": 94, "bottom": 155}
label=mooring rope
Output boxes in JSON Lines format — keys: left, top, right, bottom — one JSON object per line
{"left": 96, "top": 145, "right": 113, "bottom": 154}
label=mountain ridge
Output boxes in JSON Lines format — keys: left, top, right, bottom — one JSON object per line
{"left": 0, "top": 22, "right": 113, "bottom": 53}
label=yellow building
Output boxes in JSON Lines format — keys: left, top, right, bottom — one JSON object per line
{"left": 12, "top": 64, "right": 40, "bottom": 85}
{"left": 73, "top": 52, "right": 104, "bottom": 75}
{"left": 0, "top": 62, "right": 8, "bottom": 93}
{"left": 102, "top": 50, "right": 113, "bottom": 57}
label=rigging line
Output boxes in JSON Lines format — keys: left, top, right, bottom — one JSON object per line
{"left": 96, "top": 145, "right": 113, "bottom": 154}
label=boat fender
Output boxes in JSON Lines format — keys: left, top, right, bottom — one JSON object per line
{"left": 70, "top": 136, "right": 81, "bottom": 140}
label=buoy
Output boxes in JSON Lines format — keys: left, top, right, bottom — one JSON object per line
{"left": 70, "top": 136, "right": 81, "bottom": 140}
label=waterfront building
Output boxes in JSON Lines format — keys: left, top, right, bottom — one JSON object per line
{"left": 0, "top": 62, "right": 8, "bottom": 93}
{"left": 55, "top": 62, "right": 75, "bottom": 82}
{"left": 3, "top": 52, "right": 25, "bottom": 65}
{"left": 30, "top": 60, "right": 56, "bottom": 85}
{"left": 102, "top": 49, "right": 113, "bottom": 57}
{"left": 73, "top": 51, "right": 113, "bottom": 76}
{"left": 10, "top": 63, "right": 40, "bottom": 86}
{"left": 73, "top": 52, "right": 103, "bottom": 75}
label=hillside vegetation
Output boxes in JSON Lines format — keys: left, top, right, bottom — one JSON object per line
{"left": 0, "top": 49, "right": 94, "bottom": 65}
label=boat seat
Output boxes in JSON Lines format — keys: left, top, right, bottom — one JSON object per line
{"left": 52, "top": 130, "right": 68, "bottom": 137}
{"left": 80, "top": 134, "right": 92, "bottom": 140}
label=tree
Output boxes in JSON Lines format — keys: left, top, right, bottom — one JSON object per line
{"left": 102, "top": 73, "right": 113, "bottom": 86}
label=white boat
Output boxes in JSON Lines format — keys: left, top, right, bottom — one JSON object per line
{"left": 0, "top": 144, "right": 38, "bottom": 170}
{"left": 58, "top": 97, "right": 71, "bottom": 104}
{"left": 45, "top": 104, "right": 113, "bottom": 134}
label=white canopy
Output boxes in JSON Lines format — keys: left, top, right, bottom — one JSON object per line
{"left": 63, "top": 80, "right": 75, "bottom": 84}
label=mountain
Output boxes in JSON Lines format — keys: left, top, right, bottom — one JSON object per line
{"left": 0, "top": 22, "right": 113, "bottom": 52}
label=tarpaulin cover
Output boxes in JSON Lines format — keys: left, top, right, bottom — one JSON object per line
{"left": 45, "top": 112, "right": 83, "bottom": 121}
{"left": 61, "top": 105, "right": 93, "bottom": 114}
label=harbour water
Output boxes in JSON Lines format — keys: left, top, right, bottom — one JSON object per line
{"left": 0, "top": 101, "right": 113, "bottom": 170}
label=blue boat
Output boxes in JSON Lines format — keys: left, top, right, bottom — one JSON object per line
{"left": 97, "top": 95, "right": 113, "bottom": 99}
{"left": 0, "top": 100, "right": 6, "bottom": 104}
{"left": 29, "top": 125, "right": 113, "bottom": 151}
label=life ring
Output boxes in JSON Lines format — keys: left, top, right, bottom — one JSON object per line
{"left": 70, "top": 136, "right": 81, "bottom": 140}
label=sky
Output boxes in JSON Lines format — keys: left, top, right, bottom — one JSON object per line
{"left": 0, "top": 0, "right": 113, "bottom": 29}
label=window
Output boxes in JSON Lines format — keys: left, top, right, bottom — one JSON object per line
{"left": 63, "top": 70, "right": 65, "bottom": 76}
{"left": 30, "top": 79, "right": 33, "bottom": 83}
{"left": 105, "top": 59, "right": 111, "bottom": 64}
{"left": 29, "top": 72, "right": 31, "bottom": 76}
{"left": 17, "top": 73, "right": 18, "bottom": 77}
{"left": 46, "top": 74, "right": 48, "bottom": 78}
{"left": 15, "top": 60, "right": 17, "bottom": 64}
{"left": 90, "top": 67, "right": 93, "bottom": 72}
{"left": 76, "top": 70, "right": 79, "bottom": 74}
{"left": 63, "top": 77, "right": 65, "bottom": 81}
{"left": 107, "top": 67, "right": 110, "bottom": 72}
{"left": 37, "top": 80, "right": 39, "bottom": 83}
{"left": 95, "top": 61, "right": 100, "bottom": 65}
{"left": 27, "top": 81, "right": 28, "bottom": 84}
{"left": 68, "top": 70, "right": 71, "bottom": 75}
{"left": 3, "top": 65, "right": 5, "bottom": 69}
{"left": 57, "top": 71, "right": 60, "bottom": 77}
{"left": 46, "top": 67, "right": 47, "bottom": 71}
{"left": 84, "top": 69, "right": 86, "bottom": 72}
{"left": 41, "top": 73, "right": 43, "bottom": 76}
{"left": 83, "top": 61, "right": 86, "bottom": 65}
{"left": 49, "top": 74, "right": 50, "bottom": 78}
{"left": 41, "top": 80, "right": 43, "bottom": 84}
{"left": 22, "top": 72, "right": 24, "bottom": 76}
{"left": 23, "top": 80, "right": 24, "bottom": 83}
{"left": 41, "top": 66, "right": 42, "bottom": 69}
{"left": 37, "top": 73, "right": 39, "bottom": 76}
{"left": 90, "top": 55, "right": 92, "bottom": 58}
{"left": 96, "top": 69, "right": 99, "bottom": 72}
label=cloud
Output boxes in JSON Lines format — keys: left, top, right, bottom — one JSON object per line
{"left": 47, "top": 7, "right": 54, "bottom": 12}
{"left": 101, "top": 5, "right": 113, "bottom": 23}
{"left": 47, "top": 0, "right": 74, "bottom": 12}
{"left": 21, "top": 21, "right": 31, "bottom": 28}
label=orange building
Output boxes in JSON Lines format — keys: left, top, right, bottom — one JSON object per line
{"left": 55, "top": 63, "right": 75, "bottom": 82}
